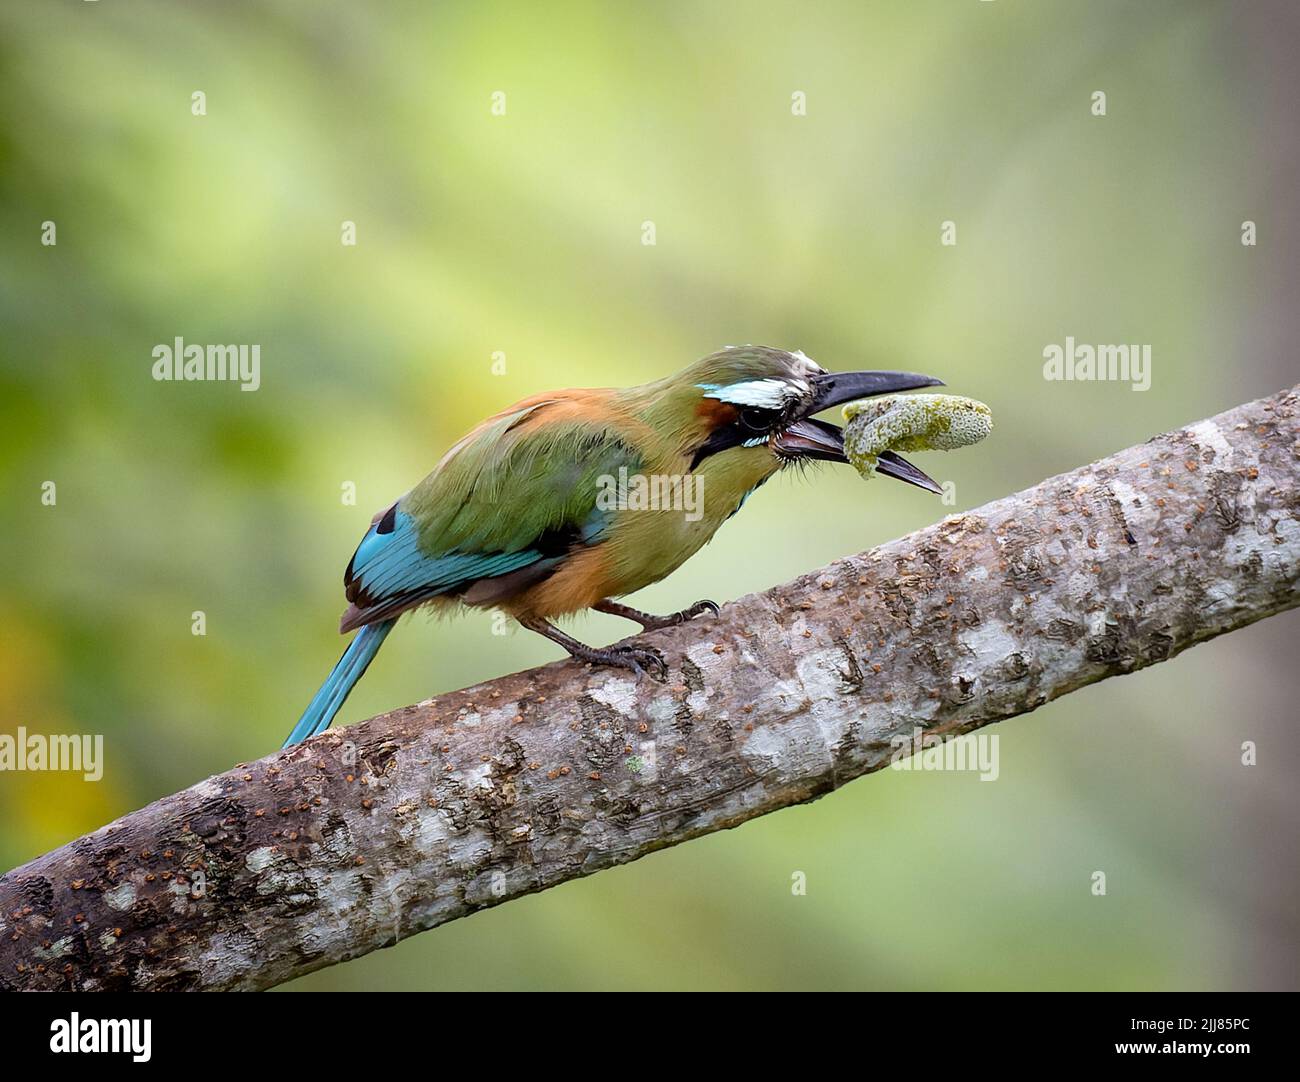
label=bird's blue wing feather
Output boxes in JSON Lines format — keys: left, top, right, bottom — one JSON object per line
{"left": 343, "top": 506, "right": 573, "bottom": 618}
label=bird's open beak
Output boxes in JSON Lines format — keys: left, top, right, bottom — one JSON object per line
{"left": 774, "top": 369, "right": 946, "bottom": 494}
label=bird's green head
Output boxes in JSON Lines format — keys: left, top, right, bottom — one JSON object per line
{"left": 639, "top": 346, "right": 944, "bottom": 489}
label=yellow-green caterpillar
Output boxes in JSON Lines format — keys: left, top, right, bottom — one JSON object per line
{"left": 842, "top": 393, "right": 993, "bottom": 482}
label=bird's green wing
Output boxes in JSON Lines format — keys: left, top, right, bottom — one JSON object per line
{"left": 340, "top": 401, "right": 643, "bottom": 627}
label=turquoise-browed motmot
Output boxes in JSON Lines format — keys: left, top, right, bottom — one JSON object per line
{"left": 283, "top": 346, "right": 943, "bottom": 746}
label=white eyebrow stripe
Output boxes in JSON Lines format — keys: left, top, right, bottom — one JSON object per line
{"left": 697, "top": 378, "right": 803, "bottom": 408}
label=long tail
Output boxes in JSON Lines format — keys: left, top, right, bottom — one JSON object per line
{"left": 282, "top": 619, "right": 397, "bottom": 747}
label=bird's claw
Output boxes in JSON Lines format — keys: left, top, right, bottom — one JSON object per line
{"left": 605, "top": 644, "right": 668, "bottom": 680}
{"left": 639, "top": 598, "right": 720, "bottom": 631}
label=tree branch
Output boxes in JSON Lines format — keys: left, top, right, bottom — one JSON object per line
{"left": 3, "top": 387, "right": 1297, "bottom": 991}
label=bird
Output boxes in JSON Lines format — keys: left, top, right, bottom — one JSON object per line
{"left": 282, "top": 346, "right": 943, "bottom": 746}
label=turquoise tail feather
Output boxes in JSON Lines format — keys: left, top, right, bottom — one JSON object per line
{"left": 283, "top": 619, "right": 397, "bottom": 747}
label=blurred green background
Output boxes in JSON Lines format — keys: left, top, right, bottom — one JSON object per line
{"left": 2, "top": 0, "right": 1297, "bottom": 990}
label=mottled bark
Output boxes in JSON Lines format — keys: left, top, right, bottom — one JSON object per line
{"left": 3, "top": 388, "right": 1297, "bottom": 992}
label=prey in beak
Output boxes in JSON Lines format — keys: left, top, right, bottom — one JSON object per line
{"left": 775, "top": 370, "right": 946, "bottom": 494}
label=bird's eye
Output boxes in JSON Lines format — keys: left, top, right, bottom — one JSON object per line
{"left": 737, "top": 407, "right": 776, "bottom": 432}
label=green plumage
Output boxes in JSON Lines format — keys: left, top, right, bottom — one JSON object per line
{"left": 402, "top": 404, "right": 645, "bottom": 557}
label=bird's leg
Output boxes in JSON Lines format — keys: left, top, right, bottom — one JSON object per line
{"left": 519, "top": 615, "right": 668, "bottom": 679}
{"left": 593, "top": 598, "right": 720, "bottom": 632}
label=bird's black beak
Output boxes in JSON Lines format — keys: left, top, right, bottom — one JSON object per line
{"left": 807, "top": 369, "right": 944, "bottom": 414}
{"left": 774, "top": 369, "right": 946, "bottom": 495}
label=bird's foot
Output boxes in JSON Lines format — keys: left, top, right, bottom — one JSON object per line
{"left": 518, "top": 615, "right": 669, "bottom": 680}
{"left": 594, "top": 598, "right": 720, "bottom": 632}
{"left": 578, "top": 642, "right": 669, "bottom": 680}
{"left": 637, "top": 598, "right": 720, "bottom": 632}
